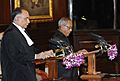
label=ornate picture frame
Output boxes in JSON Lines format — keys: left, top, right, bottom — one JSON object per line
{"left": 14, "top": 0, "right": 53, "bottom": 22}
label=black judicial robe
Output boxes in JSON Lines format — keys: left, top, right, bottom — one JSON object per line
{"left": 1, "top": 24, "right": 37, "bottom": 81}
{"left": 48, "top": 30, "right": 78, "bottom": 78}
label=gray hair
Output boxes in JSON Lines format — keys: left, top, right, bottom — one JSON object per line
{"left": 58, "top": 17, "right": 71, "bottom": 27}
{"left": 11, "top": 7, "right": 25, "bottom": 20}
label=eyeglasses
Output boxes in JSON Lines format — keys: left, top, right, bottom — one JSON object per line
{"left": 64, "top": 25, "right": 72, "bottom": 30}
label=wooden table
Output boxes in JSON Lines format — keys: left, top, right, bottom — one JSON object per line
{"left": 34, "top": 56, "right": 120, "bottom": 81}
{"left": 80, "top": 49, "right": 103, "bottom": 81}
{"left": 34, "top": 57, "right": 63, "bottom": 80}
{"left": 34, "top": 49, "right": 104, "bottom": 81}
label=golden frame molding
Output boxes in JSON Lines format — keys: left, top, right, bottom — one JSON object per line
{"left": 14, "top": 0, "right": 53, "bottom": 22}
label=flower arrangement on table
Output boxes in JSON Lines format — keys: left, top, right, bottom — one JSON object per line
{"left": 107, "top": 44, "right": 118, "bottom": 60}
{"left": 62, "top": 46, "right": 85, "bottom": 69}
{"left": 63, "top": 51, "right": 85, "bottom": 69}
{"left": 62, "top": 44, "right": 118, "bottom": 69}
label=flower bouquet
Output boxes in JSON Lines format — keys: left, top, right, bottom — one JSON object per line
{"left": 107, "top": 44, "right": 118, "bottom": 60}
{"left": 63, "top": 52, "right": 85, "bottom": 69}
{"left": 62, "top": 46, "right": 85, "bottom": 69}
{"left": 62, "top": 44, "right": 118, "bottom": 69}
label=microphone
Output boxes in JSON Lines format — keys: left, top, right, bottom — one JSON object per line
{"left": 89, "top": 32, "right": 104, "bottom": 41}
{"left": 49, "top": 38, "right": 73, "bottom": 56}
{"left": 49, "top": 38, "right": 69, "bottom": 48}
{"left": 89, "top": 33, "right": 110, "bottom": 53}
{"left": 49, "top": 38, "right": 66, "bottom": 56}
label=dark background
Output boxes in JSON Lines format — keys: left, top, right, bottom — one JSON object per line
{"left": 73, "top": 0, "right": 120, "bottom": 29}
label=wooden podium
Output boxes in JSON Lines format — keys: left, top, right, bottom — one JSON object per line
{"left": 34, "top": 57, "right": 63, "bottom": 80}
{"left": 80, "top": 49, "right": 104, "bottom": 81}
{"left": 34, "top": 49, "right": 104, "bottom": 80}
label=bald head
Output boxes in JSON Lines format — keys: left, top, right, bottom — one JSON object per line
{"left": 58, "top": 17, "right": 72, "bottom": 37}
{"left": 58, "top": 17, "right": 72, "bottom": 27}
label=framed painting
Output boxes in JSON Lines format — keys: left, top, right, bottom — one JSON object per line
{"left": 14, "top": 0, "right": 53, "bottom": 22}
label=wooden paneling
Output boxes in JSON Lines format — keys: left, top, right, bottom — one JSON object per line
{"left": 0, "top": 0, "right": 68, "bottom": 24}
{"left": 0, "top": 0, "right": 69, "bottom": 51}
{"left": 72, "top": 30, "right": 120, "bottom": 74}
{"left": 0, "top": 0, "right": 11, "bottom": 24}
{"left": 73, "top": 30, "right": 120, "bottom": 51}
{"left": 53, "top": 0, "right": 68, "bottom": 21}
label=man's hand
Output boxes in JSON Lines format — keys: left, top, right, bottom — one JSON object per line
{"left": 77, "top": 49, "right": 88, "bottom": 54}
{"left": 36, "top": 50, "right": 55, "bottom": 59}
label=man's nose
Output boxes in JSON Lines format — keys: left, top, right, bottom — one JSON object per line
{"left": 27, "top": 19, "right": 30, "bottom": 24}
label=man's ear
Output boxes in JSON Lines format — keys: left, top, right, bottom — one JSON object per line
{"left": 60, "top": 25, "right": 65, "bottom": 29}
{"left": 14, "top": 15, "right": 21, "bottom": 21}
